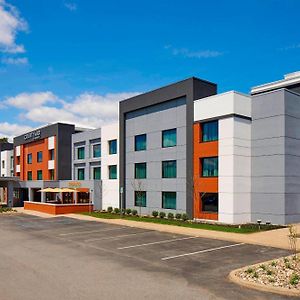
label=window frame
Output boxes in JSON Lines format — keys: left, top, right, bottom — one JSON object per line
{"left": 27, "top": 171, "right": 32, "bottom": 180}
{"left": 201, "top": 193, "right": 218, "bottom": 213}
{"left": 162, "top": 160, "right": 177, "bottom": 178}
{"left": 77, "top": 168, "right": 85, "bottom": 180}
{"left": 134, "top": 162, "right": 147, "bottom": 179}
{"left": 108, "top": 165, "right": 117, "bottom": 180}
{"left": 37, "top": 170, "right": 43, "bottom": 180}
{"left": 134, "top": 191, "right": 146, "bottom": 207}
{"left": 201, "top": 120, "right": 218, "bottom": 143}
{"left": 77, "top": 147, "right": 85, "bottom": 160}
{"left": 37, "top": 151, "right": 43, "bottom": 163}
{"left": 162, "top": 191, "right": 176, "bottom": 210}
{"left": 134, "top": 134, "right": 147, "bottom": 151}
{"left": 27, "top": 153, "right": 32, "bottom": 164}
{"left": 93, "top": 167, "right": 101, "bottom": 180}
{"left": 162, "top": 128, "right": 177, "bottom": 148}
{"left": 93, "top": 144, "right": 101, "bottom": 158}
{"left": 201, "top": 157, "right": 218, "bottom": 177}
{"left": 108, "top": 139, "right": 117, "bottom": 155}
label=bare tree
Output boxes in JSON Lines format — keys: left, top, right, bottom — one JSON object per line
{"left": 131, "top": 179, "right": 144, "bottom": 217}
{"left": 288, "top": 225, "right": 298, "bottom": 265}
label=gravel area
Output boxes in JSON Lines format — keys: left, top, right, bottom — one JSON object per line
{"left": 236, "top": 255, "right": 300, "bottom": 290}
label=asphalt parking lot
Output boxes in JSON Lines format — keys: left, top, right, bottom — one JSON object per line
{"left": 0, "top": 214, "right": 292, "bottom": 300}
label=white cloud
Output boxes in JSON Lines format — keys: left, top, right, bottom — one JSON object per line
{"left": 280, "top": 44, "right": 300, "bottom": 51}
{"left": 3, "top": 91, "right": 140, "bottom": 130}
{"left": 0, "top": 122, "right": 32, "bottom": 141}
{"left": 5, "top": 91, "right": 58, "bottom": 109}
{"left": 64, "top": 2, "right": 77, "bottom": 11}
{"left": 1, "top": 56, "right": 28, "bottom": 65}
{"left": 0, "top": 0, "right": 28, "bottom": 53}
{"left": 165, "top": 45, "right": 223, "bottom": 59}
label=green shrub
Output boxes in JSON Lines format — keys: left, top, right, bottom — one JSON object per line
{"left": 259, "top": 264, "right": 266, "bottom": 271}
{"left": 159, "top": 211, "right": 166, "bottom": 219}
{"left": 167, "top": 212, "right": 174, "bottom": 219}
{"left": 126, "top": 208, "right": 132, "bottom": 215}
{"left": 245, "top": 268, "right": 254, "bottom": 274}
{"left": 132, "top": 209, "right": 138, "bottom": 216}
{"left": 113, "top": 207, "right": 120, "bottom": 214}
{"left": 175, "top": 213, "right": 182, "bottom": 220}
{"left": 152, "top": 211, "right": 159, "bottom": 218}
{"left": 182, "top": 213, "right": 188, "bottom": 221}
{"left": 284, "top": 257, "right": 289, "bottom": 263}
{"left": 252, "top": 272, "right": 258, "bottom": 279}
{"left": 271, "top": 261, "right": 277, "bottom": 267}
{"left": 290, "top": 273, "right": 299, "bottom": 286}
{"left": 285, "top": 262, "right": 292, "bottom": 269}
{"left": 266, "top": 269, "right": 273, "bottom": 276}
{"left": 107, "top": 206, "right": 113, "bottom": 213}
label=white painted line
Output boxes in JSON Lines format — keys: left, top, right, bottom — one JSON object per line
{"left": 161, "top": 243, "right": 245, "bottom": 261}
{"left": 118, "top": 236, "right": 197, "bottom": 250}
{"left": 85, "top": 231, "right": 152, "bottom": 242}
{"left": 59, "top": 226, "right": 127, "bottom": 236}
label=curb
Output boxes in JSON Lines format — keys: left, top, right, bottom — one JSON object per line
{"left": 228, "top": 257, "right": 300, "bottom": 297}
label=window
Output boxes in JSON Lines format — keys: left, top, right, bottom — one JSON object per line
{"left": 162, "top": 192, "right": 176, "bottom": 209}
{"left": 49, "top": 170, "right": 55, "bottom": 180}
{"left": 77, "top": 147, "right": 85, "bottom": 160}
{"left": 162, "top": 160, "right": 176, "bottom": 178}
{"left": 77, "top": 168, "right": 85, "bottom": 180}
{"left": 10, "top": 156, "right": 13, "bottom": 168}
{"left": 135, "top": 162, "right": 146, "bottom": 179}
{"left": 93, "top": 144, "right": 101, "bottom": 158}
{"left": 108, "top": 165, "right": 117, "bottom": 179}
{"left": 202, "top": 157, "right": 218, "bottom": 177}
{"left": 37, "top": 170, "right": 43, "bottom": 180}
{"left": 27, "top": 153, "right": 32, "bottom": 164}
{"left": 162, "top": 129, "right": 177, "bottom": 148}
{"left": 37, "top": 151, "right": 43, "bottom": 162}
{"left": 201, "top": 193, "right": 218, "bottom": 213}
{"left": 93, "top": 167, "right": 101, "bottom": 180}
{"left": 1, "top": 161, "right": 4, "bottom": 168}
{"left": 134, "top": 191, "right": 146, "bottom": 207}
{"left": 27, "top": 171, "right": 32, "bottom": 180}
{"left": 109, "top": 139, "right": 117, "bottom": 155}
{"left": 49, "top": 149, "right": 55, "bottom": 160}
{"left": 135, "top": 134, "right": 146, "bottom": 151}
{"left": 202, "top": 121, "right": 218, "bottom": 142}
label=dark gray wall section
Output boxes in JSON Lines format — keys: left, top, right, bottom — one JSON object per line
{"left": 0, "top": 142, "right": 13, "bottom": 151}
{"left": 119, "top": 77, "right": 217, "bottom": 217}
{"left": 14, "top": 123, "right": 75, "bottom": 181}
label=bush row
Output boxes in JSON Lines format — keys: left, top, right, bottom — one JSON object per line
{"left": 106, "top": 206, "right": 188, "bottom": 221}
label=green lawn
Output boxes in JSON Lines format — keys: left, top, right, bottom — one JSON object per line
{"left": 80, "top": 212, "right": 283, "bottom": 234}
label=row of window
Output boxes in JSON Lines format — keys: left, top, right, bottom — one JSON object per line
{"left": 77, "top": 165, "right": 117, "bottom": 180}
{"left": 27, "top": 169, "right": 55, "bottom": 180}
{"left": 134, "top": 191, "right": 177, "bottom": 209}
{"left": 76, "top": 139, "right": 117, "bottom": 160}
{"left": 134, "top": 128, "right": 177, "bottom": 152}
{"left": 27, "top": 150, "right": 54, "bottom": 164}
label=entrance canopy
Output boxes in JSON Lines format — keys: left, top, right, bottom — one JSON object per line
{"left": 38, "top": 187, "right": 79, "bottom": 193}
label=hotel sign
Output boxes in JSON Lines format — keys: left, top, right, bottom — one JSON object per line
{"left": 68, "top": 181, "right": 81, "bottom": 188}
{"left": 24, "top": 130, "right": 41, "bottom": 141}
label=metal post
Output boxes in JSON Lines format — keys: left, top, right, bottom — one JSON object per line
{"left": 120, "top": 187, "right": 123, "bottom": 218}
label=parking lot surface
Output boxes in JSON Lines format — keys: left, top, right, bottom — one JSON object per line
{"left": 0, "top": 214, "right": 292, "bottom": 300}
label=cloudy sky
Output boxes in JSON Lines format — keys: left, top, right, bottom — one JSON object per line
{"left": 0, "top": 0, "right": 300, "bottom": 140}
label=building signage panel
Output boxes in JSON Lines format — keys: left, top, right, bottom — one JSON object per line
{"left": 24, "top": 130, "right": 41, "bottom": 141}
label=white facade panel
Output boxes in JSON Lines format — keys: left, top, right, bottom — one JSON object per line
{"left": 0, "top": 150, "right": 14, "bottom": 177}
{"left": 48, "top": 160, "right": 55, "bottom": 170}
{"left": 48, "top": 136, "right": 55, "bottom": 150}
{"left": 16, "top": 145, "right": 20, "bottom": 156}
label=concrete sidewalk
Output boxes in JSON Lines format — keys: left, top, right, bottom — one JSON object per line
{"left": 13, "top": 207, "right": 300, "bottom": 251}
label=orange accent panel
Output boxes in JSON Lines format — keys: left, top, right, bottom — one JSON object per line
{"left": 193, "top": 122, "right": 219, "bottom": 220}
{"left": 16, "top": 136, "right": 56, "bottom": 181}
{"left": 76, "top": 188, "right": 90, "bottom": 193}
{"left": 24, "top": 202, "right": 93, "bottom": 215}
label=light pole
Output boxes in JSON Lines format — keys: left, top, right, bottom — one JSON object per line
{"left": 120, "top": 186, "right": 123, "bottom": 218}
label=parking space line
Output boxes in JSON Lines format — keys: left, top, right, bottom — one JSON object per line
{"left": 59, "top": 226, "right": 127, "bottom": 236}
{"left": 117, "top": 236, "right": 197, "bottom": 250}
{"left": 161, "top": 243, "right": 245, "bottom": 261}
{"left": 84, "top": 231, "right": 152, "bottom": 242}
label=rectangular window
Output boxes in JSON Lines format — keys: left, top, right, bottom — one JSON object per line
{"left": 1, "top": 161, "right": 4, "bottom": 168}
{"left": 49, "top": 170, "right": 55, "bottom": 180}
{"left": 49, "top": 149, "right": 55, "bottom": 160}
{"left": 77, "top": 147, "right": 85, "bottom": 160}
{"left": 162, "top": 192, "right": 176, "bottom": 209}
{"left": 162, "top": 160, "right": 176, "bottom": 178}
{"left": 162, "top": 128, "right": 177, "bottom": 148}
{"left": 27, "top": 171, "right": 32, "bottom": 180}
{"left": 202, "top": 157, "right": 218, "bottom": 177}
{"left": 93, "top": 144, "right": 101, "bottom": 158}
{"left": 108, "top": 140, "right": 117, "bottom": 155}
{"left": 134, "top": 191, "right": 146, "bottom": 207}
{"left": 135, "top": 162, "right": 146, "bottom": 179}
{"left": 135, "top": 134, "right": 146, "bottom": 151}
{"left": 93, "top": 167, "right": 101, "bottom": 180}
{"left": 77, "top": 168, "right": 85, "bottom": 180}
{"left": 201, "top": 193, "right": 218, "bottom": 213}
{"left": 37, "top": 170, "right": 43, "bottom": 180}
{"left": 108, "top": 165, "right": 117, "bottom": 179}
{"left": 37, "top": 151, "right": 43, "bottom": 162}
{"left": 27, "top": 153, "right": 32, "bottom": 164}
{"left": 202, "top": 121, "right": 218, "bottom": 142}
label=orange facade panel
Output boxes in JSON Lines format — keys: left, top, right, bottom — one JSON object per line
{"left": 193, "top": 122, "right": 219, "bottom": 220}
{"left": 17, "top": 136, "right": 56, "bottom": 181}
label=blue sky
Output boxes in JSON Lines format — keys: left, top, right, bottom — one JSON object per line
{"left": 0, "top": 0, "right": 300, "bottom": 138}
